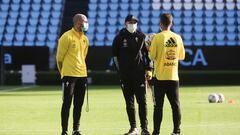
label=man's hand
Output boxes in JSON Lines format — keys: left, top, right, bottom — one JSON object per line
{"left": 145, "top": 71, "right": 152, "bottom": 80}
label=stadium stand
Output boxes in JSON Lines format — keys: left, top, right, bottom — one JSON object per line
{"left": 0, "top": 0, "right": 64, "bottom": 51}
{"left": 86, "top": 0, "right": 239, "bottom": 46}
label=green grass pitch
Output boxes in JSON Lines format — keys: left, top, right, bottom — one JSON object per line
{"left": 0, "top": 85, "right": 240, "bottom": 135}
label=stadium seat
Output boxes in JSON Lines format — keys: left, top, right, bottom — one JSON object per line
{"left": 31, "top": 3, "right": 41, "bottom": 11}
{"left": 215, "top": 18, "right": 225, "bottom": 25}
{"left": 152, "top": 3, "right": 161, "bottom": 10}
{"left": 205, "top": 25, "right": 214, "bottom": 33}
{"left": 9, "top": 11, "right": 19, "bottom": 18}
{"left": 183, "top": 17, "right": 192, "bottom": 25}
{"left": 215, "top": 25, "right": 225, "bottom": 33}
{"left": 215, "top": 10, "right": 224, "bottom": 17}
{"left": 88, "top": 11, "right": 97, "bottom": 18}
{"left": 13, "top": 40, "right": 24, "bottom": 46}
{"left": 47, "top": 33, "right": 58, "bottom": 41}
{"left": 226, "top": 18, "right": 235, "bottom": 25}
{"left": 108, "top": 11, "right": 118, "bottom": 18}
{"left": 183, "top": 25, "right": 192, "bottom": 32}
{"left": 41, "top": 11, "right": 51, "bottom": 18}
{"left": 31, "top": 11, "right": 40, "bottom": 18}
{"left": 173, "top": 2, "right": 182, "bottom": 10}
{"left": 193, "top": 17, "right": 203, "bottom": 25}
{"left": 140, "top": 10, "right": 150, "bottom": 18}
{"left": 51, "top": 11, "right": 61, "bottom": 18}
{"left": 107, "top": 18, "right": 117, "bottom": 25}
{"left": 119, "top": 11, "right": 128, "bottom": 18}
{"left": 183, "top": 32, "right": 192, "bottom": 46}
{"left": 183, "top": 10, "right": 192, "bottom": 17}
{"left": 140, "top": 18, "right": 149, "bottom": 25}
{"left": 96, "top": 26, "right": 106, "bottom": 33}
{"left": 98, "top": 11, "right": 107, "bottom": 18}
{"left": 150, "top": 25, "right": 160, "bottom": 33}
{"left": 27, "top": 26, "right": 37, "bottom": 34}
{"left": 225, "top": 10, "right": 235, "bottom": 17}
{"left": 0, "top": 4, "right": 9, "bottom": 11}
{"left": 18, "top": 18, "right": 28, "bottom": 26}
{"left": 226, "top": 33, "right": 236, "bottom": 46}
{"left": 54, "top": 0, "right": 62, "bottom": 4}
{"left": 99, "top": 4, "right": 108, "bottom": 10}
{"left": 15, "top": 34, "right": 24, "bottom": 41}
{"left": 204, "top": 17, "right": 214, "bottom": 25}
{"left": 204, "top": 33, "right": 214, "bottom": 46}
{"left": 172, "top": 10, "right": 182, "bottom": 18}
{"left": 194, "top": 10, "right": 203, "bottom": 17}
{"left": 204, "top": 10, "right": 214, "bottom": 17}
{"left": 194, "top": 2, "right": 203, "bottom": 10}
{"left": 89, "top": 3, "right": 97, "bottom": 10}
{"left": 2, "top": 0, "right": 11, "bottom": 3}
{"left": 172, "top": 25, "right": 182, "bottom": 33}
{"left": 22, "top": 0, "right": 31, "bottom": 3}
{"left": 226, "top": 26, "right": 236, "bottom": 32}
{"left": 120, "top": 3, "right": 129, "bottom": 10}
{"left": 10, "top": 4, "right": 20, "bottom": 11}
{"left": 20, "top": 3, "right": 30, "bottom": 11}
{"left": 38, "top": 26, "right": 48, "bottom": 34}
{"left": 130, "top": 3, "right": 139, "bottom": 10}
{"left": 43, "top": 0, "right": 52, "bottom": 4}
{"left": 97, "top": 18, "right": 106, "bottom": 25}
{"left": 140, "top": 25, "right": 149, "bottom": 33}
{"left": 109, "top": 3, "right": 118, "bottom": 10}
{"left": 173, "top": 17, "right": 181, "bottom": 25}
{"left": 7, "top": 18, "right": 17, "bottom": 26}
{"left": 100, "top": 0, "right": 108, "bottom": 3}
{"left": 194, "top": 25, "right": 203, "bottom": 33}
{"left": 162, "top": 2, "right": 172, "bottom": 10}
{"left": 215, "top": 33, "right": 225, "bottom": 46}
{"left": 150, "top": 18, "right": 160, "bottom": 25}
{"left": 50, "top": 18, "right": 60, "bottom": 25}
{"left": 106, "top": 33, "right": 115, "bottom": 41}
{"left": 215, "top": 2, "right": 225, "bottom": 10}
{"left": 204, "top": 2, "right": 214, "bottom": 10}
{"left": 20, "top": 11, "right": 29, "bottom": 18}
{"left": 183, "top": 2, "right": 193, "bottom": 10}
{"left": 16, "top": 26, "right": 26, "bottom": 34}
{"left": 141, "top": 3, "right": 150, "bottom": 10}
{"left": 107, "top": 26, "right": 117, "bottom": 33}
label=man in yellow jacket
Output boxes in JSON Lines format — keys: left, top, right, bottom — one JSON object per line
{"left": 56, "top": 13, "right": 89, "bottom": 135}
{"left": 148, "top": 13, "right": 185, "bottom": 135}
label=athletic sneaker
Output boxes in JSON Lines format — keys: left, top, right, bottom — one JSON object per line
{"left": 124, "top": 128, "right": 139, "bottom": 135}
{"left": 61, "top": 131, "right": 68, "bottom": 135}
{"left": 72, "top": 130, "right": 81, "bottom": 135}
{"left": 171, "top": 133, "right": 180, "bottom": 135}
{"left": 141, "top": 129, "right": 151, "bottom": 135}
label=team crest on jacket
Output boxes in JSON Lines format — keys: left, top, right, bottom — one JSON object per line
{"left": 123, "top": 39, "right": 128, "bottom": 47}
{"left": 135, "top": 37, "right": 138, "bottom": 42}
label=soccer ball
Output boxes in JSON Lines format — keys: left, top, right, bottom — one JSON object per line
{"left": 217, "top": 93, "right": 225, "bottom": 103}
{"left": 145, "top": 33, "right": 156, "bottom": 46}
{"left": 208, "top": 93, "right": 219, "bottom": 103}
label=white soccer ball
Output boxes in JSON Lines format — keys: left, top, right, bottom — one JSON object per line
{"left": 208, "top": 93, "right": 219, "bottom": 103}
{"left": 145, "top": 33, "right": 156, "bottom": 46}
{"left": 217, "top": 93, "right": 225, "bottom": 103}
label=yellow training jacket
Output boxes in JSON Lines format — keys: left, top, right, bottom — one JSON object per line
{"left": 56, "top": 28, "right": 89, "bottom": 78}
{"left": 149, "top": 30, "right": 185, "bottom": 80}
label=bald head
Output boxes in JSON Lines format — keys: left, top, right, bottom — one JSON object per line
{"left": 73, "top": 14, "right": 88, "bottom": 25}
{"left": 73, "top": 14, "right": 88, "bottom": 32}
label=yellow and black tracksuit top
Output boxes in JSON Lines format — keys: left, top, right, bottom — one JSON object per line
{"left": 149, "top": 30, "right": 185, "bottom": 81}
{"left": 56, "top": 28, "right": 88, "bottom": 79}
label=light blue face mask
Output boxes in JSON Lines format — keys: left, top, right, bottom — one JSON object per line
{"left": 82, "top": 22, "right": 89, "bottom": 32}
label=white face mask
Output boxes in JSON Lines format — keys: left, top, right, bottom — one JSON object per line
{"left": 126, "top": 23, "right": 137, "bottom": 33}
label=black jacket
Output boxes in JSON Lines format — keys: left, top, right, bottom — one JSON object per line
{"left": 112, "top": 28, "right": 152, "bottom": 76}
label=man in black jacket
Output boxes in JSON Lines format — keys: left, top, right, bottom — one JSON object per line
{"left": 112, "top": 14, "right": 152, "bottom": 135}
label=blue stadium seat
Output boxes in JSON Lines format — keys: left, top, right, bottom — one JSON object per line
{"left": 194, "top": 10, "right": 203, "bottom": 17}
{"left": 193, "top": 18, "right": 203, "bottom": 25}
{"left": 0, "top": 4, "right": 9, "bottom": 11}
{"left": 31, "top": 3, "right": 41, "bottom": 11}
{"left": 88, "top": 11, "right": 97, "bottom": 18}
{"left": 30, "top": 11, "right": 40, "bottom": 18}
{"left": 18, "top": 18, "right": 28, "bottom": 26}
{"left": 97, "top": 18, "right": 106, "bottom": 25}
{"left": 42, "top": 4, "right": 51, "bottom": 11}
{"left": 89, "top": 3, "right": 97, "bottom": 10}
{"left": 33, "top": 0, "right": 41, "bottom": 3}
{"left": 98, "top": 11, "right": 107, "bottom": 18}
{"left": 183, "top": 2, "right": 193, "bottom": 10}
{"left": 130, "top": 11, "right": 139, "bottom": 17}
{"left": 27, "top": 26, "right": 37, "bottom": 34}
{"left": 2, "top": 0, "right": 11, "bottom": 3}
{"left": 225, "top": 10, "right": 235, "bottom": 17}
{"left": 95, "top": 33, "right": 105, "bottom": 41}
{"left": 110, "top": 0, "right": 118, "bottom": 3}
{"left": 140, "top": 25, "right": 149, "bottom": 33}
{"left": 47, "top": 33, "right": 58, "bottom": 41}
{"left": 173, "top": 2, "right": 182, "bottom": 10}
{"left": 226, "top": 26, "right": 236, "bottom": 32}
{"left": 41, "top": 11, "right": 51, "bottom": 18}
{"left": 226, "top": 33, "right": 236, "bottom": 46}
{"left": 150, "top": 25, "right": 160, "bottom": 33}
{"left": 215, "top": 10, "right": 224, "bottom": 17}
{"left": 96, "top": 26, "right": 106, "bottom": 33}
{"left": 9, "top": 11, "right": 19, "bottom": 18}
{"left": 204, "top": 33, "right": 214, "bottom": 46}
{"left": 7, "top": 18, "right": 17, "bottom": 26}
{"left": 215, "top": 33, "right": 225, "bottom": 46}
{"left": 87, "top": 25, "right": 95, "bottom": 34}
{"left": 183, "top": 25, "right": 192, "bottom": 32}
{"left": 120, "top": 3, "right": 129, "bottom": 10}
{"left": 194, "top": 25, "right": 203, "bottom": 33}
{"left": 226, "top": 18, "right": 235, "bottom": 25}
{"left": 204, "top": 2, "right": 214, "bottom": 10}
{"left": 99, "top": 4, "right": 108, "bottom": 10}
{"left": 140, "top": 10, "right": 150, "bottom": 17}
{"left": 194, "top": 2, "right": 204, "bottom": 10}
{"left": 39, "top": 18, "right": 49, "bottom": 26}
{"left": 140, "top": 18, "right": 149, "bottom": 25}
{"left": 4, "top": 33, "right": 14, "bottom": 41}
{"left": 51, "top": 11, "right": 61, "bottom": 18}
{"left": 36, "top": 33, "right": 46, "bottom": 41}
{"left": 94, "top": 41, "right": 105, "bottom": 46}
{"left": 215, "top": 25, "right": 225, "bottom": 33}
{"left": 204, "top": 10, "right": 214, "bottom": 17}
{"left": 16, "top": 26, "right": 26, "bottom": 34}
{"left": 130, "top": 3, "right": 139, "bottom": 10}
{"left": 226, "top": 2, "right": 235, "bottom": 10}
{"left": 50, "top": 18, "right": 60, "bottom": 25}
{"left": 100, "top": 0, "right": 108, "bottom": 3}
{"left": 162, "top": 2, "right": 172, "bottom": 10}
{"left": 119, "top": 11, "right": 129, "bottom": 18}
{"left": 172, "top": 10, "right": 182, "bottom": 17}
{"left": 193, "top": 33, "right": 204, "bottom": 46}
{"left": 173, "top": 17, "right": 181, "bottom": 25}
{"left": 46, "top": 41, "right": 56, "bottom": 50}
{"left": 151, "top": 10, "right": 161, "bottom": 17}
{"left": 20, "top": 3, "right": 30, "bottom": 11}
{"left": 15, "top": 34, "right": 24, "bottom": 41}
{"left": 141, "top": 3, "right": 150, "bottom": 10}
{"left": 20, "top": 11, "right": 29, "bottom": 18}
{"left": 43, "top": 0, "right": 52, "bottom": 4}
{"left": 38, "top": 26, "right": 48, "bottom": 34}
{"left": 172, "top": 25, "right": 182, "bottom": 33}
{"left": 205, "top": 25, "right": 214, "bottom": 33}
{"left": 86, "top": 33, "right": 94, "bottom": 41}
{"left": 0, "top": 27, "right": 4, "bottom": 34}
{"left": 183, "top": 17, "right": 192, "bottom": 25}
{"left": 0, "top": 11, "right": 8, "bottom": 19}
{"left": 106, "top": 33, "right": 115, "bottom": 41}
{"left": 22, "top": 0, "right": 31, "bottom": 3}
{"left": 54, "top": 0, "right": 62, "bottom": 4}
{"left": 26, "top": 33, "right": 35, "bottom": 41}
{"left": 13, "top": 40, "right": 24, "bottom": 46}
{"left": 10, "top": 4, "right": 20, "bottom": 11}
{"left": 107, "top": 18, "right": 117, "bottom": 25}
{"left": 53, "top": 3, "right": 62, "bottom": 11}
{"left": 215, "top": 2, "right": 225, "bottom": 10}
{"left": 109, "top": 11, "right": 118, "bottom": 18}
{"left": 0, "top": 19, "right": 6, "bottom": 26}
{"left": 107, "top": 26, "right": 117, "bottom": 33}
{"left": 109, "top": 3, "right": 118, "bottom": 10}
{"left": 215, "top": 18, "right": 225, "bottom": 25}
{"left": 152, "top": 3, "right": 161, "bottom": 10}
{"left": 29, "top": 19, "right": 38, "bottom": 26}
{"left": 121, "top": 0, "right": 128, "bottom": 3}
{"left": 150, "top": 18, "right": 160, "bottom": 25}
{"left": 183, "top": 32, "right": 192, "bottom": 46}
{"left": 183, "top": 10, "right": 192, "bottom": 17}
{"left": 204, "top": 17, "right": 214, "bottom": 25}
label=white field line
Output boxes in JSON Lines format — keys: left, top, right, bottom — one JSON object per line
{"left": 0, "top": 86, "right": 38, "bottom": 92}
{"left": 0, "top": 122, "right": 239, "bottom": 132}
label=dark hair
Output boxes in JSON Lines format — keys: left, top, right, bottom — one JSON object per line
{"left": 160, "top": 13, "right": 173, "bottom": 27}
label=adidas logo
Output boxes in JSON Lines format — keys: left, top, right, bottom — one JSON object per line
{"left": 165, "top": 37, "right": 177, "bottom": 47}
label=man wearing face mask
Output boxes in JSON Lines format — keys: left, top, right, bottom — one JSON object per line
{"left": 56, "top": 13, "right": 89, "bottom": 135}
{"left": 112, "top": 14, "right": 152, "bottom": 135}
